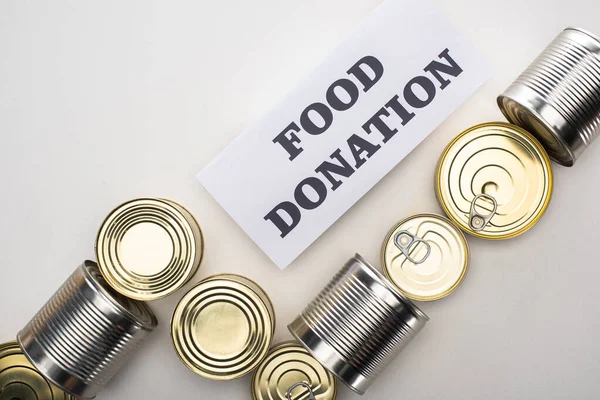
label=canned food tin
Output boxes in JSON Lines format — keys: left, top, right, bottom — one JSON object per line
{"left": 381, "top": 213, "right": 470, "bottom": 301}
{"left": 436, "top": 122, "right": 553, "bottom": 240}
{"left": 288, "top": 254, "right": 428, "bottom": 395}
{"left": 17, "top": 261, "right": 158, "bottom": 399}
{"left": 498, "top": 27, "right": 600, "bottom": 166}
{"left": 0, "top": 341, "right": 75, "bottom": 400}
{"left": 252, "top": 341, "right": 338, "bottom": 400}
{"left": 96, "top": 198, "right": 204, "bottom": 301}
{"left": 171, "top": 274, "right": 275, "bottom": 380}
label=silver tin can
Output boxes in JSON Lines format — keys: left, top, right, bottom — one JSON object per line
{"left": 17, "top": 261, "right": 158, "bottom": 399}
{"left": 498, "top": 27, "right": 600, "bottom": 166}
{"left": 288, "top": 254, "right": 429, "bottom": 395}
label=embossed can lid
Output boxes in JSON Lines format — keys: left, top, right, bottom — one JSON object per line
{"left": 0, "top": 341, "right": 76, "bottom": 400}
{"left": 171, "top": 274, "right": 275, "bottom": 380}
{"left": 382, "top": 213, "right": 469, "bottom": 301}
{"left": 436, "top": 122, "right": 553, "bottom": 239}
{"left": 96, "top": 198, "right": 204, "bottom": 301}
{"left": 252, "top": 341, "right": 337, "bottom": 400}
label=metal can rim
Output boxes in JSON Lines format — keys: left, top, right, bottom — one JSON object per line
{"left": 95, "top": 197, "right": 204, "bottom": 301}
{"left": 199, "top": 273, "right": 276, "bottom": 335}
{"left": 170, "top": 273, "right": 275, "bottom": 380}
{"left": 353, "top": 253, "right": 429, "bottom": 320}
{"left": 380, "top": 213, "right": 470, "bottom": 301}
{"left": 17, "top": 334, "right": 90, "bottom": 399}
{"left": 564, "top": 26, "right": 600, "bottom": 46}
{"left": 1, "top": 341, "right": 77, "bottom": 400}
{"left": 496, "top": 93, "right": 577, "bottom": 166}
{"left": 435, "top": 122, "right": 554, "bottom": 240}
{"left": 80, "top": 260, "right": 158, "bottom": 330}
{"left": 250, "top": 340, "right": 338, "bottom": 400}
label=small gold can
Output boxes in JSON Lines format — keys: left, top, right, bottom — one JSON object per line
{"left": 0, "top": 341, "right": 75, "bottom": 399}
{"left": 436, "top": 122, "right": 553, "bottom": 240}
{"left": 381, "top": 213, "right": 470, "bottom": 301}
{"left": 96, "top": 198, "right": 204, "bottom": 301}
{"left": 171, "top": 274, "right": 275, "bottom": 380}
{"left": 252, "top": 341, "right": 338, "bottom": 400}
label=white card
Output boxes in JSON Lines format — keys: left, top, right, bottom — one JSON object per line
{"left": 198, "top": 0, "right": 491, "bottom": 269}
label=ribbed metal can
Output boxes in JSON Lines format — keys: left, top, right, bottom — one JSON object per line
{"left": 288, "top": 254, "right": 429, "bottom": 395}
{"left": 17, "top": 260, "right": 158, "bottom": 399}
{"left": 498, "top": 27, "right": 600, "bottom": 166}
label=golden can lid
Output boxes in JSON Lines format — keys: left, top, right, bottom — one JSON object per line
{"left": 171, "top": 274, "right": 275, "bottom": 380}
{"left": 96, "top": 198, "right": 204, "bottom": 301}
{"left": 436, "top": 122, "right": 553, "bottom": 239}
{"left": 0, "top": 341, "right": 75, "bottom": 400}
{"left": 381, "top": 214, "right": 469, "bottom": 301}
{"left": 252, "top": 341, "right": 337, "bottom": 400}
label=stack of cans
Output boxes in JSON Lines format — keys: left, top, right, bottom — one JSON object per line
{"left": 3, "top": 25, "right": 600, "bottom": 400}
{"left": 269, "top": 25, "right": 600, "bottom": 399}
{"left": 2, "top": 197, "right": 205, "bottom": 399}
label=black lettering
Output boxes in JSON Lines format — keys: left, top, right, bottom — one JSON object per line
{"left": 362, "top": 107, "right": 398, "bottom": 143}
{"left": 423, "top": 48, "right": 463, "bottom": 90}
{"left": 347, "top": 134, "right": 381, "bottom": 169}
{"left": 300, "top": 103, "right": 334, "bottom": 135}
{"left": 404, "top": 76, "right": 436, "bottom": 109}
{"left": 385, "top": 95, "right": 416, "bottom": 126}
{"left": 326, "top": 79, "right": 360, "bottom": 111}
{"left": 294, "top": 177, "right": 328, "bottom": 210}
{"left": 314, "top": 149, "right": 355, "bottom": 191}
{"left": 264, "top": 201, "right": 302, "bottom": 238}
{"left": 273, "top": 122, "right": 303, "bottom": 161}
{"left": 346, "top": 55, "right": 384, "bottom": 93}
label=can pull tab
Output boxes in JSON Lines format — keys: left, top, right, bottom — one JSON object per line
{"left": 287, "top": 382, "right": 316, "bottom": 400}
{"left": 394, "top": 230, "right": 431, "bottom": 265}
{"left": 469, "top": 194, "right": 498, "bottom": 231}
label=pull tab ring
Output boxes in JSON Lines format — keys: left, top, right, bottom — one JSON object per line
{"left": 286, "top": 382, "right": 316, "bottom": 400}
{"left": 469, "top": 194, "right": 498, "bottom": 231}
{"left": 393, "top": 230, "right": 431, "bottom": 265}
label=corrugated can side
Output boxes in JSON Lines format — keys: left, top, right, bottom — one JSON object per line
{"left": 498, "top": 27, "right": 600, "bottom": 166}
{"left": 17, "top": 261, "right": 158, "bottom": 399}
{"left": 288, "top": 254, "right": 428, "bottom": 395}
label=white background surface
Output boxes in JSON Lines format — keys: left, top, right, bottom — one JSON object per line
{"left": 0, "top": 1, "right": 599, "bottom": 399}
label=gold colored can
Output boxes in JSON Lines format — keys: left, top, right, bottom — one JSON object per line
{"left": 96, "top": 198, "right": 204, "bottom": 301}
{"left": 381, "top": 214, "right": 470, "bottom": 301}
{"left": 0, "top": 341, "right": 75, "bottom": 399}
{"left": 252, "top": 341, "right": 337, "bottom": 400}
{"left": 171, "top": 274, "right": 275, "bottom": 380}
{"left": 436, "top": 122, "right": 553, "bottom": 240}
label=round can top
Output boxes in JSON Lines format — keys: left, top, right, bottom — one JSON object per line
{"left": 381, "top": 214, "right": 470, "bottom": 301}
{"left": 171, "top": 274, "right": 275, "bottom": 381}
{"left": 436, "top": 123, "right": 553, "bottom": 240}
{"left": 0, "top": 341, "right": 75, "bottom": 400}
{"left": 252, "top": 341, "right": 337, "bottom": 400}
{"left": 96, "top": 198, "right": 204, "bottom": 301}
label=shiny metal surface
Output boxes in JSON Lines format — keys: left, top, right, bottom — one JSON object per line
{"left": 96, "top": 198, "right": 204, "bottom": 301}
{"left": 382, "top": 214, "right": 470, "bottom": 301}
{"left": 252, "top": 341, "right": 337, "bottom": 400}
{"left": 171, "top": 274, "right": 275, "bottom": 380}
{"left": 498, "top": 27, "right": 600, "bottom": 166}
{"left": 0, "top": 341, "right": 75, "bottom": 400}
{"left": 436, "top": 122, "right": 553, "bottom": 240}
{"left": 288, "top": 254, "right": 428, "bottom": 395}
{"left": 17, "top": 261, "right": 158, "bottom": 399}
